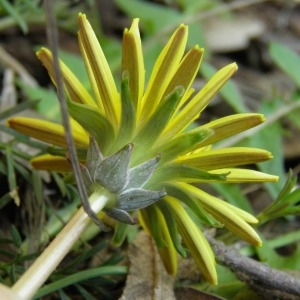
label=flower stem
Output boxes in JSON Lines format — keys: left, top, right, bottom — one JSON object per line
{"left": 11, "top": 191, "right": 110, "bottom": 300}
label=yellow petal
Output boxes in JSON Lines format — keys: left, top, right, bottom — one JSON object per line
{"left": 218, "top": 200, "right": 259, "bottom": 224}
{"left": 164, "top": 63, "right": 237, "bottom": 140}
{"left": 78, "top": 13, "right": 120, "bottom": 127}
{"left": 177, "top": 182, "right": 262, "bottom": 246}
{"left": 31, "top": 154, "right": 72, "bottom": 171}
{"left": 210, "top": 168, "right": 279, "bottom": 183}
{"left": 164, "top": 196, "right": 217, "bottom": 284}
{"left": 154, "top": 207, "right": 178, "bottom": 275}
{"left": 199, "top": 113, "right": 265, "bottom": 147}
{"left": 163, "top": 46, "right": 204, "bottom": 106}
{"left": 69, "top": 118, "right": 87, "bottom": 135}
{"left": 78, "top": 32, "right": 105, "bottom": 114}
{"left": 37, "top": 48, "right": 97, "bottom": 108}
{"left": 138, "top": 208, "right": 178, "bottom": 276}
{"left": 160, "top": 47, "right": 204, "bottom": 135}
{"left": 180, "top": 168, "right": 278, "bottom": 184}
{"left": 177, "top": 147, "right": 273, "bottom": 170}
{"left": 7, "top": 117, "right": 89, "bottom": 148}
{"left": 139, "top": 24, "right": 188, "bottom": 125}
{"left": 122, "top": 18, "right": 144, "bottom": 119}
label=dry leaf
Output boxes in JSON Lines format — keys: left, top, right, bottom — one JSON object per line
{"left": 204, "top": 17, "right": 265, "bottom": 52}
{"left": 120, "top": 231, "right": 175, "bottom": 300}
{"left": 175, "top": 287, "right": 225, "bottom": 300}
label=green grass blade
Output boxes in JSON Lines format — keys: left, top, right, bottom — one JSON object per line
{"left": 34, "top": 266, "right": 127, "bottom": 299}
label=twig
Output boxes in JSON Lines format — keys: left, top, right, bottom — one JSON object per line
{"left": 0, "top": 46, "right": 37, "bottom": 87}
{"left": 206, "top": 235, "right": 300, "bottom": 300}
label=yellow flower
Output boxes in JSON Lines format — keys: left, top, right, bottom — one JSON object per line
{"left": 7, "top": 13, "right": 278, "bottom": 284}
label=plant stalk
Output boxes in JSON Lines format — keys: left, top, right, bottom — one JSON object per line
{"left": 11, "top": 191, "right": 110, "bottom": 300}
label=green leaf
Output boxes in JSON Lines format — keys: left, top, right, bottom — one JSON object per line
{"left": 34, "top": 266, "right": 127, "bottom": 299}
{"left": 11, "top": 225, "right": 22, "bottom": 248}
{"left": 139, "top": 206, "right": 166, "bottom": 248}
{"left": 59, "top": 50, "right": 89, "bottom": 86}
{"left": 285, "top": 104, "right": 300, "bottom": 131}
{"left": 115, "top": 0, "right": 180, "bottom": 33}
{"left": 111, "top": 222, "right": 128, "bottom": 247}
{"left": 51, "top": 171, "right": 70, "bottom": 197}
{"left": 57, "top": 289, "right": 72, "bottom": 300}
{"left": 244, "top": 98, "right": 285, "bottom": 198}
{"left": 257, "top": 172, "right": 300, "bottom": 223}
{"left": 202, "top": 265, "right": 244, "bottom": 299}
{"left": 19, "top": 83, "right": 60, "bottom": 121}
{"left": 187, "top": 22, "right": 206, "bottom": 50}
{"left": 32, "top": 170, "right": 43, "bottom": 205}
{"left": 269, "top": 42, "right": 300, "bottom": 88}
{"left": 255, "top": 235, "right": 300, "bottom": 270}
{"left": 67, "top": 100, "right": 115, "bottom": 155}
{"left": 0, "top": 124, "right": 47, "bottom": 151}
{"left": 5, "top": 144, "right": 20, "bottom": 206}
{"left": 0, "top": 193, "right": 12, "bottom": 210}
{"left": 200, "top": 61, "right": 248, "bottom": 113}
{"left": 75, "top": 284, "right": 97, "bottom": 300}
{"left": 42, "top": 200, "right": 80, "bottom": 243}
{"left": 151, "top": 163, "right": 227, "bottom": 185}
{"left": 157, "top": 201, "right": 187, "bottom": 257}
{"left": 114, "top": 72, "right": 136, "bottom": 150}
{"left": 8, "top": 263, "right": 17, "bottom": 283}
{"left": 81, "top": 242, "right": 108, "bottom": 262}
{"left": 179, "top": 0, "right": 219, "bottom": 12}
{"left": 262, "top": 43, "right": 300, "bottom": 186}
{"left": 211, "top": 183, "right": 253, "bottom": 213}
{"left": 0, "top": 0, "right": 28, "bottom": 33}
{"left": 153, "top": 128, "right": 213, "bottom": 164}
{"left": 0, "top": 98, "right": 38, "bottom": 121}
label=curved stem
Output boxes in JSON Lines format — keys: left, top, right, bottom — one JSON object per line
{"left": 11, "top": 191, "right": 110, "bottom": 300}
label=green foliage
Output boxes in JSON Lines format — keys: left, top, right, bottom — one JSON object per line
{"left": 0, "top": 0, "right": 39, "bottom": 33}
{"left": 197, "top": 265, "right": 245, "bottom": 299}
{"left": 257, "top": 171, "right": 300, "bottom": 225}
{"left": 0, "top": 225, "right": 37, "bottom": 284}
{"left": 255, "top": 233, "right": 300, "bottom": 270}
{"left": 0, "top": 124, "right": 45, "bottom": 209}
{"left": 269, "top": 42, "right": 300, "bottom": 131}
{"left": 19, "top": 83, "right": 60, "bottom": 121}
{"left": 115, "top": 0, "right": 181, "bottom": 34}
{"left": 211, "top": 183, "right": 253, "bottom": 213}
{"left": 244, "top": 97, "right": 286, "bottom": 197}
{"left": 0, "top": 1, "right": 96, "bottom": 34}
{"left": 269, "top": 42, "right": 300, "bottom": 89}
